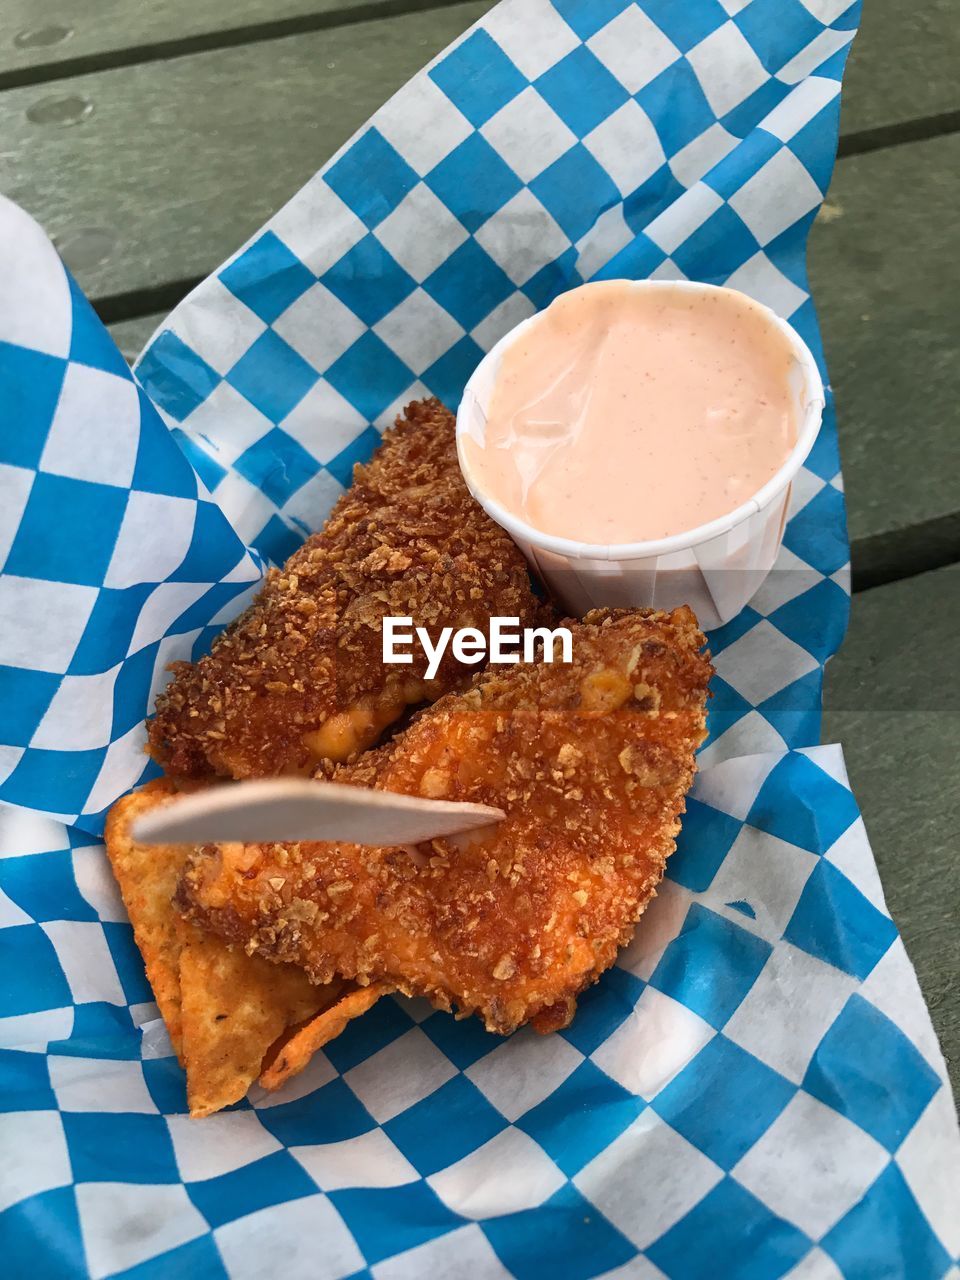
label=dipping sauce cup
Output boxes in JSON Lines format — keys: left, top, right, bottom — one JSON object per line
{"left": 456, "top": 280, "right": 824, "bottom": 630}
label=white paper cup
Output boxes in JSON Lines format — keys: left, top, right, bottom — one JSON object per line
{"left": 456, "top": 281, "right": 824, "bottom": 630}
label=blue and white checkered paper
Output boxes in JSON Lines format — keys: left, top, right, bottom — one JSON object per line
{"left": 1, "top": 0, "right": 958, "bottom": 1275}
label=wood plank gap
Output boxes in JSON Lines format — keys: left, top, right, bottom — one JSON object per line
{"left": 0, "top": 0, "right": 473, "bottom": 92}
{"left": 838, "top": 108, "right": 960, "bottom": 158}
{"left": 851, "top": 513, "right": 960, "bottom": 593}
{"left": 94, "top": 278, "right": 204, "bottom": 327}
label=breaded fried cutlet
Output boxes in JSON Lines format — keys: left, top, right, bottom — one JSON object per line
{"left": 177, "top": 607, "right": 712, "bottom": 1037}
{"left": 149, "top": 399, "right": 542, "bottom": 780}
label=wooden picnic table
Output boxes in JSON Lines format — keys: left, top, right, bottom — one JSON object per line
{"left": 1, "top": 0, "right": 957, "bottom": 1089}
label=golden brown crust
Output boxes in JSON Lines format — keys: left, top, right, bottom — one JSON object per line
{"left": 258, "top": 981, "right": 393, "bottom": 1091}
{"left": 178, "top": 607, "right": 712, "bottom": 1036}
{"left": 176, "top": 920, "right": 339, "bottom": 1117}
{"left": 103, "top": 779, "right": 187, "bottom": 1059}
{"left": 105, "top": 778, "right": 344, "bottom": 1114}
{"left": 148, "top": 399, "right": 542, "bottom": 780}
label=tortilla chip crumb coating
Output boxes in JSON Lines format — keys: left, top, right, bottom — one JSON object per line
{"left": 148, "top": 399, "right": 542, "bottom": 781}
{"left": 178, "top": 607, "right": 712, "bottom": 1037}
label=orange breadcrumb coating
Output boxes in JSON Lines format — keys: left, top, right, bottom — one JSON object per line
{"left": 177, "top": 607, "right": 712, "bottom": 1036}
{"left": 148, "top": 400, "right": 542, "bottom": 779}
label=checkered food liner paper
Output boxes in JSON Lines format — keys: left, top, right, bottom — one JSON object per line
{"left": 1, "top": 0, "right": 958, "bottom": 1275}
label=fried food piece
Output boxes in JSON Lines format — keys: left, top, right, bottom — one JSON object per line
{"left": 105, "top": 781, "right": 340, "bottom": 1115}
{"left": 148, "top": 399, "right": 541, "bottom": 780}
{"left": 177, "top": 922, "right": 344, "bottom": 1117}
{"left": 178, "top": 607, "right": 712, "bottom": 1037}
{"left": 259, "top": 981, "right": 393, "bottom": 1092}
{"left": 104, "top": 779, "right": 189, "bottom": 1059}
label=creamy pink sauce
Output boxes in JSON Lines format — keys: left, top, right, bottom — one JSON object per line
{"left": 463, "top": 281, "right": 799, "bottom": 544}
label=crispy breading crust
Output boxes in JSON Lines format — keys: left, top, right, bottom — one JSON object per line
{"left": 148, "top": 399, "right": 542, "bottom": 780}
{"left": 177, "top": 607, "right": 712, "bottom": 1036}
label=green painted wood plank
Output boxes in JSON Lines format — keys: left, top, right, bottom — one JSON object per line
{"left": 4, "top": 0, "right": 959, "bottom": 140}
{"left": 809, "top": 133, "right": 960, "bottom": 585}
{"left": 0, "top": 0, "right": 441, "bottom": 80}
{"left": 839, "top": 0, "right": 960, "bottom": 139}
{"left": 3, "top": 0, "right": 956, "bottom": 321}
{"left": 0, "top": 2, "right": 489, "bottom": 303}
{"left": 823, "top": 565, "right": 960, "bottom": 1092}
